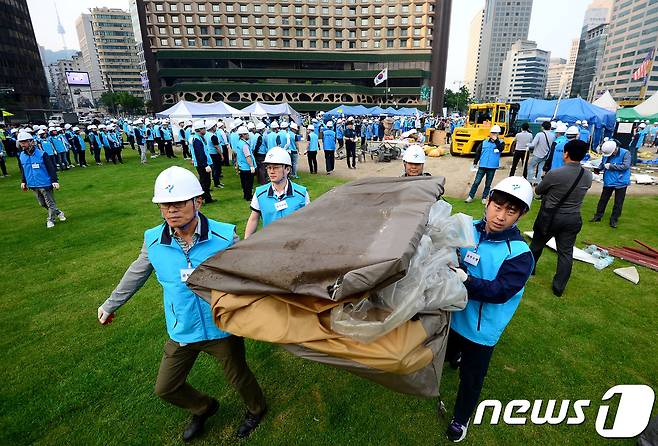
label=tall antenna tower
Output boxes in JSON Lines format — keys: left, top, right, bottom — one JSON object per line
{"left": 54, "top": 1, "right": 67, "bottom": 50}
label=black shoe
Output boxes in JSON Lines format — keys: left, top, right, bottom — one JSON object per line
{"left": 610, "top": 221, "right": 618, "bottom": 228}
{"left": 552, "top": 286, "right": 563, "bottom": 297}
{"left": 182, "top": 399, "right": 219, "bottom": 443}
{"left": 589, "top": 216, "right": 601, "bottom": 222}
{"left": 236, "top": 407, "right": 267, "bottom": 439}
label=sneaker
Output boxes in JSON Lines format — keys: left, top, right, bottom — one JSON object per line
{"left": 464, "top": 196, "right": 473, "bottom": 203}
{"left": 58, "top": 212, "right": 66, "bottom": 222}
{"left": 481, "top": 198, "right": 488, "bottom": 205}
{"left": 446, "top": 420, "right": 469, "bottom": 443}
{"left": 150, "top": 155, "right": 157, "bottom": 159}
{"left": 46, "top": 221, "right": 55, "bottom": 229}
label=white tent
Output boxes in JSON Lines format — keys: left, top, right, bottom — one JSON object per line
{"left": 241, "top": 102, "right": 269, "bottom": 118}
{"left": 633, "top": 90, "right": 658, "bottom": 117}
{"left": 240, "top": 102, "right": 301, "bottom": 122}
{"left": 592, "top": 90, "right": 619, "bottom": 112}
{"left": 156, "top": 100, "right": 247, "bottom": 119}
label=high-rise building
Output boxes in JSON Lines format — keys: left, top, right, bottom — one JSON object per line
{"left": 473, "top": 0, "right": 533, "bottom": 102}
{"left": 48, "top": 52, "right": 87, "bottom": 111}
{"left": 562, "top": 39, "right": 580, "bottom": 97}
{"left": 76, "top": 8, "right": 143, "bottom": 100}
{"left": 134, "top": 0, "right": 452, "bottom": 113}
{"left": 571, "top": 24, "right": 608, "bottom": 100}
{"left": 545, "top": 58, "right": 568, "bottom": 98}
{"left": 582, "top": 0, "right": 612, "bottom": 31}
{"left": 129, "top": 0, "right": 151, "bottom": 102}
{"left": 464, "top": 8, "right": 483, "bottom": 96}
{"left": 498, "top": 40, "right": 550, "bottom": 102}
{"left": 0, "top": 0, "right": 50, "bottom": 121}
{"left": 593, "top": 0, "right": 658, "bottom": 104}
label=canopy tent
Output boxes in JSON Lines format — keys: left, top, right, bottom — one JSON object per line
{"left": 240, "top": 102, "right": 269, "bottom": 118}
{"left": 240, "top": 102, "right": 301, "bottom": 123}
{"left": 325, "top": 105, "right": 424, "bottom": 117}
{"left": 156, "top": 100, "right": 246, "bottom": 120}
{"left": 397, "top": 107, "right": 422, "bottom": 116}
{"left": 325, "top": 105, "right": 368, "bottom": 116}
{"left": 518, "top": 98, "right": 616, "bottom": 131}
{"left": 617, "top": 91, "right": 658, "bottom": 122}
{"left": 592, "top": 91, "right": 619, "bottom": 113}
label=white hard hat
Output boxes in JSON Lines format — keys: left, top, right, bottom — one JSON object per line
{"left": 490, "top": 125, "right": 501, "bottom": 133}
{"left": 205, "top": 121, "right": 216, "bottom": 130}
{"left": 256, "top": 122, "right": 266, "bottom": 130}
{"left": 237, "top": 126, "right": 249, "bottom": 135}
{"left": 133, "top": 119, "right": 142, "bottom": 125}
{"left": 307, "top": 124, "right": 314, "bottom": 130}
{"left": 566, "top": 125, "right": 580, "bottom": 136}
{"left": 217, "top": 121, "right": 225, "bottom": 128}
{"left": 88, "top": 125, "right": 97, "bottom": 130}
{"left": 270, "top": 121, "right": 279, "bottom": 129}
{"left": 17, "top": 131, "right": 33, "bottom": 141}
{"left": 72, "top": 126, "right": 79, "bottom": 131}
{"left": 490, "top": 176, "right": 533, "bottom": 212}
{"left": 64, "top": 123, "right": 71, "bottom": 129}
{"left": 280, "top": 121, "right": 289, "bottom": 129}
{"left": 152, "top": 166, "right": 204, "bottom": 204}
{"left": 576, "top": 120, "right": 582, "bottom": 125}
{"left": 264, "top": 146, "right": 292, "bottom": 166}
{"left": 40, "top": 125, "right": 48, "bottom": 130}
{"left": 601, "top": 140, "right": 617, "bottom": 157}
{"left": 402, "top": 144, "right": 426, "bottom": 163}
{"left": 556, "top": 123, "right": 568, "bottom": 133}
{"left": 98, "top": 124, "right": 106, "bottom": 129}
{"left": 24, "top": 127, "right": 34, "bottom": 133}
{"left": 233, "top": 118, "right": 243, "bottom": 127}
{"left": 37, "top": 129, "right": 46, "bottom": 135}
{"left": 290, "top": 122, "right": 298, "bottom": 130}
{"left": 326, "top": 121, "right": 334, "bottom": 127}
{"left": 193, "top": 120, "right": 205, "bottom": 130}
{"left": 55, "top": 126, "right": 62, "bottom": 131}
{"left": 550, "top": 121, "right": 557, "bottom": 129}
{"left": 582, "top": 122, "right": 589, "bottom": 127}
{"left": 639, "top": 123, "right": 647, "bottom": 128}
{"left": 247, "top": 121, "right": 256, "bottom": 130}
{"left": 48, "top": 127, "right": 56, "bottom": 132}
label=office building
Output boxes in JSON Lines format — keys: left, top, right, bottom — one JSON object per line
{"left": 498, "top": 40, "right": 550, "bottom": 102}
{"left": 545, "top": 57, "right": 568, "bottom": 98}
{"left": 571, "top": 24, "right": 608, "bottom": 100}
{"left": 464, "top": 8, "right": 483, "bottom": 95}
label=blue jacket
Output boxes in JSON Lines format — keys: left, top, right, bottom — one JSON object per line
{"left": 477, "top": 138, "right": 503, "bottom": 169}
{"left": 322, "top": 129, "right": 336, "bottom": 151}
{"left": 236, "top": 138, "right": 254, "bottom": 171}
{"left": 51, "top": 135, "right": 67, "bottom": 153}
{"left": 146, "top": 127, "right": 154, "bottom": 141}
{"left": 39, "top": 136, "right": 55, "bottom": 155}
{"left": 336, "top": 125, "right": 344, "bottom": 140}
{"left": 579, "top": 128, "right": 590, "bottom": 145}
{"left": 550, "top": 136, "right": 568, "bottom": 170}
{"left": 253, "top": 180, "right": 308, "bottom": 227}
{"left": 88, "top": 132, "right": 100, "bottom": 149}
{"left": 277, "top": 130, "right": 291, "bottom": 151}
{"left": 205, "top": 133, "right": 218, "bottom": 155}
{"left": 145, "top": 214, "right": 235, "bottom": 343}
{"left": 599, "top": 148, "right": 631, "bottom": 188}
{"left": 19, "top": 148, "right": 58, "bottom": 188}
{"left": 452, "top": 220, "right": 534, "bottom": 347}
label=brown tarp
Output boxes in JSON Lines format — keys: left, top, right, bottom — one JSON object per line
{"left": 187, "top": 176, "right": 446, "bottom": 303}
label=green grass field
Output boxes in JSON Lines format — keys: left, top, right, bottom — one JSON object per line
{"left": 1, "top": 147, "right": 656, "bottom": 445}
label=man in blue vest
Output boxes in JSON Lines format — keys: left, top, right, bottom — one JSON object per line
{"left": 161, "top": 119, "right": 175, "bottom": 158}
{"left": 49, "top": 127, "right": 68, "bottom": 170}
{"left": 544, "top": 123, "right": 569, "bottom": 172}
{"left": 178, "top": 121, "right": 192, "bottom": 160}
{"left": 17, "top": 131, "right": 66, "bottom": 229}
{"left": 190, "top": 120, "right": 214, "bottom": 204}
{"left": 72, "top": 127, "right": 88, "bottom": 167}
{"left": 244, "top": 147, "right": 310, "bottom": 238}
{"left": 445, "top": 176, "right": 534, "bottom": 443}
{"left": 579, "top": 121, "right": 591, "bottom": 147}
{"left": 97, "top": 166, "right": 267, "bottom": 442}
{"left": 87, "top": 125, "right": 102, "bottom": 165}
{"left": 145, "top": 121, "right": 157, "bottom": 158}
{"left": 132, "top": 119, "right": 147, "bottom": 164}
{"left": 252, "top": 121, "right": 269, "bottom": 185}
{"left": 266, "top": 121, "right": 280, "bottom": 150}
{"left": 235, "top": 126, "right": 256, "bottom": 201}
{"left": 465, "top": 125, "right": 504, "bottom": 204}
{"left": 321, "top": 120, "right": 337, "bottom": 174}
{"left": 153, "top": 119, "right": 164, "bottom": 156}
{"left": 304, "top": 124, "right": 319, "bottom": 174}
{"left": 215, "top": 120, "right": 229, "bottom": 167}
{"left": 590, "top": 139, "right": 631, "bottom": 228}
{"left": 629, "top": 122, "right": 647, "bottom": 166}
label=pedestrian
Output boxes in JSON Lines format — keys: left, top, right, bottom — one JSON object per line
{"left": 401, "top": 144, "right": 430, "bottom": 177}
{"left": 629, "top": 123, "right": 647, "bottom": 166}
{"left": 145, "top": 121, "right": 157, "bottom": 158}
{"left": 509, "top": 122, "right": 532, "bottom": 177}
{"left": 215, "top": 121, "right": 229, "bottom": 167}
{"left": 0, "top": 136, "right": 7, "bottom": 177}
{"left": 178, "top": 121, "right": 191, "bottom": 160}
{"left": 529, "top": 140, "right": 592, "bottom": 297}
{"left": 98, "top": 125, "right": 113, "bottom": 164}
{"left": 546, "top": 125, "right": 579, "bottom": 173}
{"left": 87, "top": 125, "right": 102, "bottom": 165}
{"left": 321, "top": 120, "right": 336, "bottom": 174}
{"left": 344, "top": 120, "right": 358, "bottom": 169}
{"left": 229, "top": 119, "right": 244, "bottom": 167}
{"left": 579, "top": 121, "right": 591, "bottom": 148}
{"left": 133, "top": 119, "right": 147, "bottom": 164}
{"left": 236, "top": 126, "right": 256, "bottom": 201}
{"left": 336, "top": 119, "right": 345, "bottom": 151}
{"left": 162, "top": 120, "right": 175, "bottom": 158}
{"left": 49, "top": 127, "right": 69, "bottom": 170}
{"left": 266, "top": 121, "right": 280, "bottom": 152}
{"left": 252, "top": 121, "right": 269, "bottom": 185}
{"left": 205, "top": 121, "right": 224, "bottom": 188}
{"left": 97, "top": 166, "right": 267, "bottom": 442}
{"left": 465, "top": 125, "right": 504, "bottom": 204}
{"left": 244, "top": 147, "right": 310, "bottom": 238}
{"left": 589, "top": 139, "right": 631, "bottom": 228}
{"left": 305, "top": 124, "right": 319, "bottom": 174}
{"left": 525, "top": 121, "right": 555, "bottom": 185}
{"left": 153, "top": 119, "right": 165, "bottom": 156}
{"left": 64, "top": 124, "right": 78, "bottom": 166}
{"left": 72, "top": 127, "right": 88, "bottom": 167}
{"left": 190, "top": 120, "right": 215, "bottom": 204}
{"left": 445, "top": 176, "right": 535, "bottom": 443}
{"left": 288, "top": 122, "right": 300, "bottom": 178}
{"left": 125, "top": 120, "right": 136, "bottom": 150}
{"left": 16, "top": 131, "right": 66, "bottom": 229}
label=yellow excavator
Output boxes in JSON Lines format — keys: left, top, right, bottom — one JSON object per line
{"left": 450, "top": 103, "right": 520, "bottom": 156}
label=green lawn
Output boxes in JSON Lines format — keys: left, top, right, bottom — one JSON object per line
{"left": 0, "top": 148, "right": 656, "bottom": 445}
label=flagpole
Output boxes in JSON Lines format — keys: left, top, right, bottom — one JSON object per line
{"left": 385, "top": 64, "right": 389, "bottom": 106}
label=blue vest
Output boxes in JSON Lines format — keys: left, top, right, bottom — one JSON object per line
{"left": 145, "top": 215, "right": 235, "bottom": 343}
{"left": 266, "top": 131, "right": 279, "bottom": 150}
{"left": 579, "top": 128, "right": 590, "bottom": 144}
{"left": 336, "top": 125, "right": 344, "bottom": 139}
{"left": 191, "top": 134, "right": 212, "bottom": 167}
{"left": 205, "top": 133, "right": 218, "bottom": 155}
{"left": 153, "top": 124, "right": 161, "bottom": 138}
{"left": 308, "top": 132, "right": 319, "bottom": 151}
{"left": 323, "top": 130, "right": 336, "bottom": 150}
{"left": 551, "top": 136, "right": 568, "bottom": 170}
{"left": 77, "top": 134, "right": 86, "bottom": 151}
{"left": 229, "top": 131, "right": 241, "bottom": 154}
{"left": 254, "top": 133, "right": 268, "bottom": 155}
{"left": 452, "top": 221, "right": 532, "bottom": 346}
{"left": 52, "top": 135, "right": 67, "bottom": 153}
{"left": 277, "top": 130, "right": 291, "bottom": 151}
{"left": 602, "top": 148, "right": 631, "bottom": 188}
{"left": 479, "top": 139, "right": 501, "bottom": 169}
{"left": 89, "top": 132, "right": 100, "bottom": 148}
{"left": 215, "top": 129, "right": 228, "bottom": 146}
{"left": 255, "top": 180, "right": 308, "bottom": 227}
{"left": 146, "top": 127, "right": 154, "bottom": 141}
{"left": 39, "top": 137, "right": 55, "bottom": 155}
{"left": 20, "top": 149, "right": 53, "bottom": 188}
{"left": 162, "top": 127, "right": 173, "bottom": 141}
{"left": 236, "top": 138, "right": 254, "bottom": 171}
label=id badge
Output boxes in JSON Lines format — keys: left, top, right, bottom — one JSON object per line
{"left": 464, "top": 250, "right": 480, "bottom": 267}
{"left": 180, "top": 268, "right": 195, "bottom": 283}
{"left": 32, "top": 163, "right": 41, "bottom": 169}
{"left": 493, "top": 149, "right": 500, "bottom": 153}
{"left": 274, "top": 200, "right": 288, "bottom": 211}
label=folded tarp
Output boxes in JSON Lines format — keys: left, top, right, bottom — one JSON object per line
{"left": 188, "top": 176, "right": 446, "bottom": 303}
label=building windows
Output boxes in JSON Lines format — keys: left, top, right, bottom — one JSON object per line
{"left": 309, "top": 6, "right": 316, "bottom": 14}
{"left": 387, "top": 29, "right": 394, "bottom": 37}
{"left": 269, "top": 29, "right": 276, "bottom": 36}
{"left": 171, "top": 16, "right": 179, "bottom": 23}
{"left": 309, "top": 17, "right": 316, "bottom": 25}
{"left": 268, "top": 17, "right": 276, "bottom": 25}
{"left": 295, "top": 6, "right": 302, "bottom": 13}
{"left": 256, "top": 39, "right": 264, "bottom": 47}
{"left": 269, "top": 40, "right": 277, "bottom": 47}
{"left": 157, "top": 15, "right": 165, "bottom": 23}
{"left": 242, "top": 28, "right": 249, "bottom": 35}
{"left": 199, "top": 26, "right": 208, "bottom": 34}
{"left": 282, "top": 29, "right": 290, "bottom": 36}
{"left": 322, "top": 18, "right": 329, "bottom": 26}
{"left": 201, "top": 37, "right": 210, "bottom": 46}
{"left": 185, "top": 16, "right": 193, "bottom": 23}
{"left": 415, "top": 5, "right": 423, "bottom": 13}
{"left": 387, "top": 18, "right": 395, "bottom": 25}
{"left": 172, "top": 27, "right": 180, "bottom": 35}
{"left": 401, "top": 17, "right": 409, "bottom": 25}
{"left": 399, "top": 39, "right": 408, "bottom": 46}
{"left": 228, "top": 28, "right": 236, "bottom": 35}
{"left": 267, "top": 5, "right": 275, "bottom": 13}
{"left": 283, "top": 39, "right": 291, "bottom": 47}
{"left": 241, "top": 17, "right": 249, "bottom": 24}
{"left": 414, "top": 17, "right": 422, "bottom": 25}
{"left": 174, "top": 38, "right": 182, "bottom": 46}
{"left": 240, "top": 5, "right": 248, "bottom": 13}
{"left": 187, "top": 38, "right": 196, "bottom": 46}
{"left": 226, "top": 5, "right": 234, "bottom": 12}
{"left": 158, "top": 27, "right": 166, "bottom": 34}
{"left": 361, "top": 30, "right": 368, "bottom": 37}
{"left": 198, "top": 4, "right": 206, "bottom": 12}
{"left": 243, "top": 39, "right": 250, "bottom": 46}
{"left": 309, "top": 29, "right": 316, "bottom": 37}
{"left": 254, "top": 17, "right": 262, "bottom": 24}
{"left": 336, "top": 19, "right": 342, "bottom": 26}
{"left": 296, "top": 40, "right": 303, "bottom": 48}
{"left": 186, "top": 27, "right": 194, "bottom": 35}
{"left": 254, "top": 5, "right": 262, "bottom": 13}
{"left": 295, "top": 29, "right": 303, "bottom": 37}
{"left": 255, "top": 28, "right": 263, "bottom": 36}
{"left": 361, "top": 41, "right": 368, "bottom": 48}
{"left": 199, "top": 16, "right": 207, "bottom": 23}
{"left": 227, "top": 16, "right": 235, "bottom": 24}
{"left": 413, "top": 39, "right": 421, "bottom": 48}
{"left": 361, "top": 18, "right": 368, "bottom": 26}
{"left": 170, "top": 4, "right": 178, "bottom": 11}
{"left": 229, "top": 39, "right": 237, "bottom": 46}
{"left": 373, "top": 29, "right": 381, "bottom": 37}
{"left": 214, "top": 27, "right": 222, "bottom": 35}
{"left": 281, "top": 6, "right": 289, "bottom": 13}
{"left": 386, "top": 39, "right": 394, "bottom": 47}
{"left": 183, "top": 4, "right": 192, "bottom": 12}
{"left": 322, "top": 30, "right": 329, "bottom": 37}
{"left": 322, "top": 7, "right": 329, "bottom": 14}
{"left": 323, "top": 40, "right": 330, "bottom": 48}
{"left": 213, "top": 16, "right": 220, "bottom": 24}
{"left": 155, "top": 4, "right": 164, "bottom": 11}
{"left": 211, "top": 4, "right": 220, "bottom": 12}
{"left": 413, "top": 28, "right": 421, "bottom": 36}
{"left": 374, "top": 18, "right": 381, "bottom": 25}
{"left": 310, "top": 40, "right": 317, "bottom": 48}
{"left": 374, "top": 41, "right": 380, "bottom": 48}
{"left": 282, "top": 17, "right": 289, "bottom": 25}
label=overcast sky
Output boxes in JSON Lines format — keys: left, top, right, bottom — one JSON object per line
{"left": 29, "top": 0, "right": 592, "bottom": 87}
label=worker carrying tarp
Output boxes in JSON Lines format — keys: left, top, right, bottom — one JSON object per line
{"left": 187, "top": 177, "right": 474, "bottom": 398}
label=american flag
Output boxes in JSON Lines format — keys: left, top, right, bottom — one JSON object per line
{"left": 631, "top": 48, "right": 655, "bottom": 81}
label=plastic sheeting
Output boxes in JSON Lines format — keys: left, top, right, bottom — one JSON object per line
{"left": 518, "top": 98, "right": 616, "bottom": 131}
{"left": 330, "top": 200, "right": 473, "bottom": 343}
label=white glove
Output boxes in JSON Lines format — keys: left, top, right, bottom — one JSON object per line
{"left": 204, "top": 165, "right": 212, "bottom": 173}
{"left": 450, "top": 266, "right": 468, "bottom": 283}
{"left": 250, "top": 167, "right": 256, "bottom": 174}
{"left": 97, "top": 306, "right": 114, "bottom": 325}
{"left": 52, "top": 182, "right": 60, "bottom": 190}
{"left": 604, "top": 163, "right": 611, "bottom": 170}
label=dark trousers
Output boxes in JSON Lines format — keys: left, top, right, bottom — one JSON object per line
{"left": 92, "top": 146, "right": 101, "bottom": 163}
{"left": 222, "top": 146, "right": 230, "bottom": 166}
{"left": 239, "top": 169, "right": 255, "bottom": 201}
{"left": 66, "top": 150, "right": 73, "bottom": 165}
{"left": 346, "top": 143, "right": 356, "bottom": 168}
{"left": 629, "top": 145, "right": 638, "bottom": 166}
{"left": 114, "top": 147, "right": 123, "bottom": 164}
{"left": 146, "top": 140, "right": 155, "bottom": 155}
{"left": 445, "top": 330, "right": 495, "bottom": 425}
{"left": 127, "top": 135, "right": 135, "bottom": 150}
{"left": 0, "top": 156, "right": 7, "bottom": 175}
{"left": 307, "top": 151, "right": 318, "bottom": 174}
{"left": 255, "top": 153, "right": 268, "bottom": 184}
{"left": 324, "top": 150, "right": 335, "bottom": 172}
{"left": 468, "top": 167, "right": 497, "bottom": 199}
{"left": 594, "top": 186, "right": 627, "bottom": 225}
{"left": 181, "top": 142, "right": 191, "bottom": 159}
{"left": 338, "top": 138, "right": 344, "bottom": 150}
{"left": 154, "top": 337, "right": 266, "bottom": 416}
{"left": 72, "top": 149, "right": 79, "bottom": 165}
{"left": 530, "top": 212, "right": 582, "bottom": 295}
{"left": 195, "top": 166, "right": 213, "bottom": 202}
{"left": 58, "top": 152, "right": 68, "bottom": 168}
{"left": 509, "top": 150, "right": 529, "bottom": 177}
{"left": 105, "top": 147, "right": 115, "bottom": 163}
{"left": 78, "top": 150, "right": 87, "bottom": 166}
{"left": 156, "top": 137, "right": 165, "bottom": 155}
{"left": 210, "top": 154, "right": 223, "bottom": 186}
{"left": 164, "top": 140, "right": 175, "bottom": 158}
